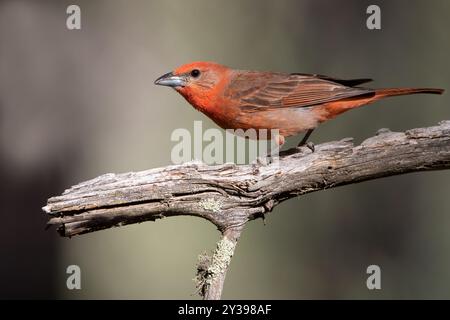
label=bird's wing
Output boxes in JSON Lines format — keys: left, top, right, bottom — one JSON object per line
{"left": 290, "top": 73, "right": 372, "bottom": 87}
{"left": 227, "top": 72, "right": 375, "bottom": 112}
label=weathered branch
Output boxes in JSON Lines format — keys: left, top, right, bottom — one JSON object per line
{"left": 43, "top": 120, "right": 450, "bottom": 299}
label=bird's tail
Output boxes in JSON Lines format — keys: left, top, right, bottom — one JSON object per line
{"left": 374, "top": 87, "right": 444, "bottom": 98}
{"left": 322, "top": 87, "right": 444, "bottom": 120}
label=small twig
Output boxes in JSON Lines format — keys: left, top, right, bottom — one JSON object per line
{"left": 195, "top": 226, "right": 243, "bottom": 300}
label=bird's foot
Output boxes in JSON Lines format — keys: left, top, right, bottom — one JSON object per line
{"left": 297, "top": 141, "right": 315, "bottom": 152}
{"left": 252, "top": 154, "right": 274, "bottom": 166}
{"left": 306, "top": 141, "right": 315, "bottom": 152}
{"left": 252, "top": 147, "right": 282, "bottom": 166}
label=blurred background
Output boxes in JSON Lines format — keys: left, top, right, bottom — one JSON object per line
{"left": 1, "top": 0, "right": 450, "bottom": 299}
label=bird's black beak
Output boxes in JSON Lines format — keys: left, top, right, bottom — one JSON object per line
{"left": 154, "top": 72, "right": 186, "bottom": 87}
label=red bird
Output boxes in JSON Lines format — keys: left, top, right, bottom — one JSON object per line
{"left": 155, "top": 62, "right": 443, "bottom": 149}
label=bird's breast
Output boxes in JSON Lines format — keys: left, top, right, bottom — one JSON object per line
{"left": 204, "top": 99, "right": 325, "bottom": 137}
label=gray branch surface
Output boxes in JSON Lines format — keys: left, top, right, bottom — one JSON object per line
{"left": 43, "top": 120, "right": 450, "bottom": 299}
{"left": 44, "top": 120, "right": 450, "bottom": 237}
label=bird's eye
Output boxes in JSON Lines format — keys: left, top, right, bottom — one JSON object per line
{"left": 190, "top": 69, "right": 200, "bottom": 78}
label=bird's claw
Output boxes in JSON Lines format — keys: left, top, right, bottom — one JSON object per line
{"left": 306, "top": 142, "right": 315, "bottom": 152}
{"left": 252, "top": 155, "right": 273, "bottom": 166}
{"left": 297, "top": 141, "right": 315, "bottom": 153}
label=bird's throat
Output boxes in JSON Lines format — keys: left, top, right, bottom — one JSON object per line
{"left": 177, "top": 87, "right": 217, "bottom": 114}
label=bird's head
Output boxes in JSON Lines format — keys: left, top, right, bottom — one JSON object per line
{"left": 154, "top": 61, "right": 230, "bottom": 112}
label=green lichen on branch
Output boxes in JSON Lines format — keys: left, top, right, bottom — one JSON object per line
{"left": 199, "top": 198, "right": 223, "bottom": 213}
{"left": 194, "top": 237, "right": 236, "bottom": 297}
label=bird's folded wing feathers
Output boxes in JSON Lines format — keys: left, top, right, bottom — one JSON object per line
{"left": 229, "top": 72, "right": 375, "bottom": 111}
{"left": 290, "top": 73, "right": 373, "bottom": 87}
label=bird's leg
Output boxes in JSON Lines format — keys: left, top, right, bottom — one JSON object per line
{"left": 297, "top": 129, "right": 314, "bottom": 146}
{"left": 297, "top": 129, "right": 315, "bottom": 152}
